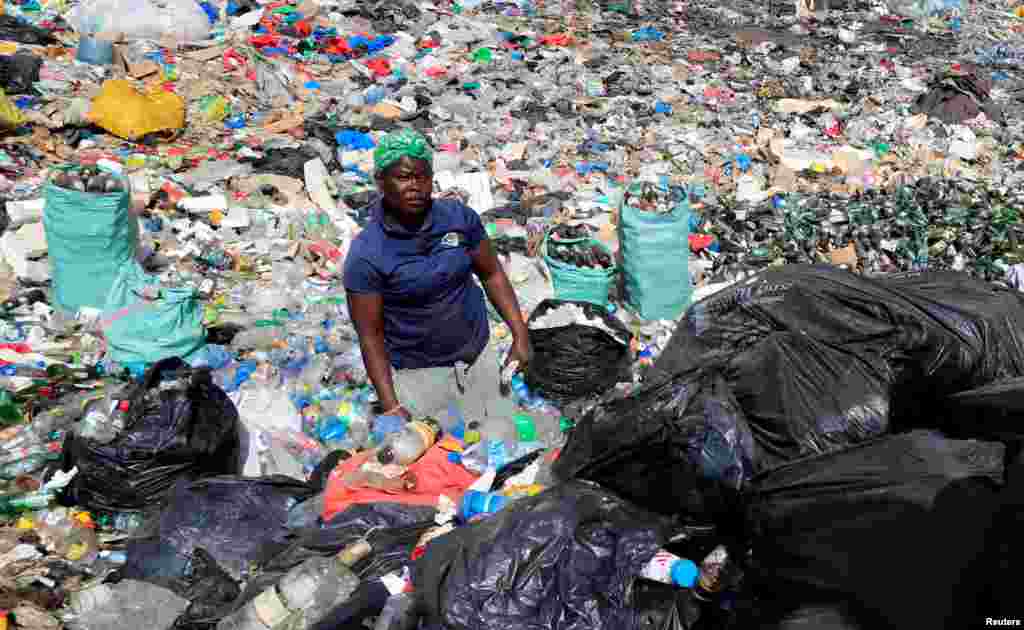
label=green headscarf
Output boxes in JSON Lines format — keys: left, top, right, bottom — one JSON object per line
{"left": 374, "top": 128, "right": 433, "bottom": 176}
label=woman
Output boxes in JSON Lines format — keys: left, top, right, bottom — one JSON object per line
{"left": 343, "top": 129, "right": 532, "bottom": 426}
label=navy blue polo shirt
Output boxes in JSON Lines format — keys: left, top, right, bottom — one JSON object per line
{"left": 343, "top": 198, "right": 490, "bottom": 370}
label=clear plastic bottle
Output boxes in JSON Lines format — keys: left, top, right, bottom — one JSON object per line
{"left": 97, "top": 510, "right": 146, "bottom": 533}
{"left": 481, "top": 416, "right": 518, "bottom": 472}
{"left": 0, "top": 489, "right": 56, "bottom": 515}
{"left": 0, "top": 440, "right": 62, "bottom": 465}
{"left": 216, "top": 554, "right": 360, "bottom": 630}
{"left": 376, "top": 418, "right": 441, "bottom": 466}
{"left": 639, "top": 550, "right": 700, "bottom": 588}
{"left": 69, "top": 583, "right": 116, "bottom": 615}
{"left": 0, "top": 453, "right": 60, "bottom": 480}
{"left": 77, "top": 393, "right": 118, "bottom": 443}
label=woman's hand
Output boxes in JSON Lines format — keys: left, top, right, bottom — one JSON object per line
{"left": 392, "top": 405, "right": 413, "bottom": 422}
{"left": 507, "top": 332, "right": 533, "bottom": 372}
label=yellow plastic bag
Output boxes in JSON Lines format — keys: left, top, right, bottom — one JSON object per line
{"left": 87, "top": 80, "right": 185, "bottom": 140}
{"left": 0, "top": 88, "right": 25, "bottom": 129}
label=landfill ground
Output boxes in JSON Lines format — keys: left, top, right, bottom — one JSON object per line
{"left": 0, "top": 0, "right": 1023, "bottom": 628}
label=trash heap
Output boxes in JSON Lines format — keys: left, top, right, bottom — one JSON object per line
{"left": 0, "top": 0, "right": 1020, "bottom": 627}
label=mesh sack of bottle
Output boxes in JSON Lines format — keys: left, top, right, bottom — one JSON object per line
{"left": 541, "top": 226, "right": 617, "bottom": 308}
{"left": 100, "top": 261, "right": 205, "bottom": 366}
{"left": 43, "top": 168, "right": 139, "bottom": 314}
{"left": 617, "top": 181, "right": 693, "bottom": 321}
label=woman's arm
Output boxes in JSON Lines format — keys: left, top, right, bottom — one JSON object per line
{"left": 346, "top": 292, "right": 409, "bottom": 419}
{"left": 471, "top": 239, "right": 532, "bottom": 367}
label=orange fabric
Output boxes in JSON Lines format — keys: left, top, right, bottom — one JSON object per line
{"left": 323, "top": 443, "right": 479, "bottom": 522}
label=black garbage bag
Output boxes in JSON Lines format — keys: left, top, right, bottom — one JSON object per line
{"left": 883, "top": 270, "right": 1024, "bottom": 430}
{"left": 766, "top": 603, "right": 865, "bottom": 630}
{"left": 630, "top": 579, "right": 701, "bottom": 630}
{"left": 552, "top": 369, "right": 753, "bottom": 519}
{"left": 0, "top": 15, "right": 55, "bottom": 45}
{"left": 245, "top": 146, "right": 324, "bottom": 178}
{"left": 651, "top": 265, "right": 918, "bottom": 379}
{"left": 524, "top": 299, "right": 633, "bottom": 405}
{"left": 60, "top": 358, "right": 241, "bottom": 512}
{"left": 744, "top": 431, "right": 1005, "bottom": 630}
{"left": 414, "top": 481, "right": 672, "bottom": 630}
{"left": 259, "top": 502, "right": 436, "bottom": 580}
{"left": 170, "top": 548, "right": 241, "bottom": 630}
{"left": 0, "top": 53, "right": 41, "bottom": 94}
{"left": 123, "top": 475, "right": 316, "bottom": 582}
{"left": 724, "top": 333, "right": 893, "bottom": 473}
{"left": 655, "top": 266, "right": 1024, "bottom": 389}
{"left": 941, "top": 378, "right": 1024, "bottom": 441}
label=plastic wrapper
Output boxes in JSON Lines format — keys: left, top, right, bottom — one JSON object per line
{"left": 65, "top": 580, "right": 188, "bottom": 630}
{"left": 69, "top": 0, "right": 211, "bottom": 41}
{"left": 414, "top": 481, "right": 671, "bottom": 630}
{"left": 87, "top": 80, "right": 186, "bottom": 141}
{"left": 60, "top": 358, "right": 241, "bottom": 512}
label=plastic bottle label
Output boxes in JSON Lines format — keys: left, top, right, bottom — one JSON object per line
{"left": 640, "top": 550, "right": 685, "bottom": 585}
{"left": 252, "top": 588, "right": 291, "bottom": 627}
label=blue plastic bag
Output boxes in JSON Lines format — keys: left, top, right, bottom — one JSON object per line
{"left": 618, "top": 181, "right": 693, "bottom": 321}
{"left": 100, "top": 262, "right": 205, "bottom": 365}
{"left": 43, "top": 180, "right": 138, "bottom": 314}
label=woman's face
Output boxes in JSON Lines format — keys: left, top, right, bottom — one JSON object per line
{"left": 377, "top": 156, "right": 434, "bottom": 214}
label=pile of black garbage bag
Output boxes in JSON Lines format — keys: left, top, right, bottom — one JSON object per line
{"left": 62, "top": 267, "right": 1024, "bottom": 630}
{"left": 541, "top": 265, "right": 1024, "bottom": 630}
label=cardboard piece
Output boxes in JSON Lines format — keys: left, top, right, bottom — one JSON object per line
{"left": 184, "top": 44, "right": 227, "bottom": 62}
{"left": 113, "top": 44, "right": 160, "bottom": 79}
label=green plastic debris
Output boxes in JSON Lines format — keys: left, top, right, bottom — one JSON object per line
{"left": 472, "top": 47, "right": 493, "bottom": 63}
{"left": 513, "top": 413, "right": 537, "bottom": 442}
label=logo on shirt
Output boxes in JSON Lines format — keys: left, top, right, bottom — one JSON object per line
{"left": 440, "top": 232, "right": 462, "bottom": 248}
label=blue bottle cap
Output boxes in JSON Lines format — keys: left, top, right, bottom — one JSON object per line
{"left": 670, "top": 558, "right": 699, "bottom": 588}
{"left": 461, "top": 490, "right": 509, "bottom": 521}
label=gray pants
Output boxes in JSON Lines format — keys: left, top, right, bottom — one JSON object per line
{"left": 392, "top": 340, "right": 516, "bottom": 429}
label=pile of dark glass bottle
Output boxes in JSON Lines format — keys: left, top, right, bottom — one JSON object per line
{"left": 693, "top": 178, "right": 1024, "bottom": 285}
{"left": 547, "top": 224, "right": 614, "bottom": 270}
{"left": 50, "top": 168, "right": 126, "bottom": 194}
